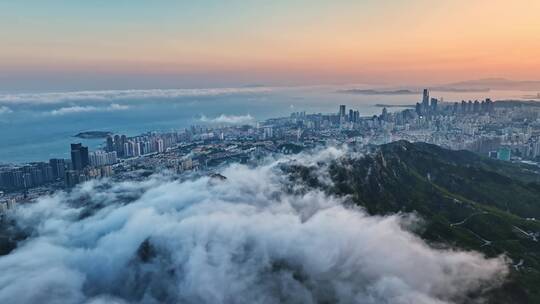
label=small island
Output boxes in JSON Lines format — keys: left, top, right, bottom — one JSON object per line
{"left": 74, "top": 131, "right": 112, "bottom": 139}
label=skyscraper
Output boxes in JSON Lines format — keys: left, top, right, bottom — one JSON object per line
{"left": 106, "top": 136, "right": 114, "bottom": 152}
{"left": 113, "top": 134, "right": 121, "bottom": 155}
{"left": 49, "top": 158, "right": 66, "bottom": 180}
{"left": 120, "top": 135, "right": 127, "bottom": 156}
{"left": 339, "top": 105, "right": 346, "bottom": 118}
{"left": 415, "top": 102, "right": 422, "bottom": 116}
{"left": 431, "top": 98, "right": 438, "bottom": 113}
{"left": 422, "top": 89, "right": 430, "bottom": 111}
{"left": 381, "top": 107, "right": 388, "bottom": 121}
{"left": 71, "top": 143, "right": 89, "bottom": 171}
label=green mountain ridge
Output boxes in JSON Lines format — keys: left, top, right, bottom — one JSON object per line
{"left": 287, "top": 141, "right": 540, "bottom": 303}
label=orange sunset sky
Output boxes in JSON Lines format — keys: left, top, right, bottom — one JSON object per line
{"left": 1, "top": 0, "right": 539, "bottom": 90}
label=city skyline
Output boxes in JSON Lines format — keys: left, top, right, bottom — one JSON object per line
{"left": 1, "top": 1, "right": 540, "bottom": 91}
{"left": 2, "top": 3, "right": 540, "bottom": 303}
{"left": 0, "top": 88, "right": 529, "bottom": 191}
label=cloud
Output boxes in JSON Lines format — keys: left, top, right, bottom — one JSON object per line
{"left": 0, "top": 150, "right": 507, "bottom": 304}
{"left": 50, "top": 104, "right": 130, "bottom": 116}
{"left": 200, "top": 114, "right": 254, "bottom": 124}
{"left": 0, "top": 106, "right": 12, "bottom": 114}
{"left": 0, "top": 87, "right": 271, "bottom": 105}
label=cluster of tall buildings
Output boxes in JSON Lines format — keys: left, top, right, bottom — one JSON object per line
{"left": 5, "top": 88, "right": 540, "bottom": 195}
{"left": 0, "top": 159, "right": 65, "bottom": 191}
{"left": 0, "top": 142, "right": 118, "bottom": 190}
{"left": 0, "top": 198, "right": 16, "bottom": 214}
{"left": 89, "top": 150, "right": 118, "bottom": 167}
{"left": 65, "top": 165, "right": 113, "bottom": 188}
{"left": 415, "top": 89, "right": 439, "bottom": 116}
{"left": 62, "top": 132, "right": 184, "bottom": 188}
{"left": 414, "top": 89, "right": 494, "bottom": 118}
{"left": 282, "top": 105, "right": 367, "bottom": 133}
{"left": 70, "top": 143, "right": 89, "bottom": 171}
{"left": 452, "top": 99, "right": 494, "bottom": 115}
{"left": 65, "top": 143, "right": 114, "bottom": 187}
{"left": 280, "top": 90, "right": 540, "bottom": 163}
{"left": 1, "top": 132, "right": 184, "bottom": 191}
{"left": 106, "top": 133, "right": 179, "bottom": 158}
{"left": 339, "top": 105, "right": 361, "bottom": 124}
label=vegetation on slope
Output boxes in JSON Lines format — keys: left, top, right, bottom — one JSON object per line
{"left": 288, "top": 141, "right": 540, "bottom": 303}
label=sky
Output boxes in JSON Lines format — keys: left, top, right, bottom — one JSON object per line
{"left": 1, "top": 0, "right": 539, "bottom": 91}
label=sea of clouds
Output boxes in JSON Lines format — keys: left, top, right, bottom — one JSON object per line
{"left": 0, "top": 87, "right": 271, "bottom": 118}
{"left": 49, "top": 104, "right": 130, "bottom": 116}
{"left": 0, "top": 149, "right": 508, "bottom": 304}
{"left": 0, "top": 106, "right": 12, "bottom": 115}
{"left": 199, "top": 114, "right": 254, "bottom": 124}
{"left": 0, "top": 87, "right": 271, "bottom": 105}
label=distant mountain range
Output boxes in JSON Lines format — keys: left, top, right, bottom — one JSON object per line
{"left": 339, "top": 78, "right": 540, "bottom": 96}
{"left": 287, "top": 141, "right": 540, "bottom": 303}
{"left": 437, "top": 78, "right": 540, "bottom": 92}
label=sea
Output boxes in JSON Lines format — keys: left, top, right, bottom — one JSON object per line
{"left": 0, "top": 85, "right": 533, "bottom": 164}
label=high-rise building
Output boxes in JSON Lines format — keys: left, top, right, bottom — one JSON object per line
{"left": 422, "top": 89, "right": 430, "bottom": 110}
{"left": 415, "top": 102, "right": 421, "bottom": 116}
{"left": 533, "top": 141, "right": 540, "bottom": 158}
{"left": 353, "top": 110, "right": 360, "bottom": 123}
{"left": 71, "top": 147, "right": 82, "bottom": 171}
{"left": 65, "top": 170, "right": 79, "bottom": 187}
{"left": 339, "top": 105, "right": 346, "bottom": 118}
{"left": 89, "top": 150, "right": 118, "bottom": 167}
{"left": 113, "top": 135, "right": 121, "bottom": 155}
{"left": 473, "top": 100, "right": 480, "bottom": 113}
{"left": 106, "top": 136, "right": 114, "bottom": 152}
{"left": 156, "top": 139, "right": 164, "bottom": 153}
{"left": 381, "top": 107, "right": 388, "bottom": 121}
{"left": 71, "top": 143, "right": 89, "bottom": 171}
{"left": 121, "top": 135, "right": 128, "bottom": 156}
{"left": 431, "top": 98, "right": 438, "bottom": 113}
{"left": 0, "top": 161, "right": 58, "bottom": 190}
{"left": 124, "top": 142, "right": 131, "bottom": 157}
{"left": 263, "top": 126, "right": 273, "bottom": 139}
{"left": 133, "top": 142, "right": 141, "bottom": 157}
{"left": 49, "top": 159, "right": 66, "bottom": 180}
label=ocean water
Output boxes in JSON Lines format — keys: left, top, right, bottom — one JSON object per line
{"left": 0, "top": 86, "right": 531, "bottom": 164}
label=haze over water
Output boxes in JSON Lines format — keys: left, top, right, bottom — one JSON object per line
{"left": 0, "top": 86, "right": 530, "bottom": 164}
